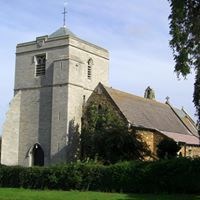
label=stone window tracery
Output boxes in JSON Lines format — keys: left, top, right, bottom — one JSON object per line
{"left": 35, "top": 54, "right": 46, "bottom": 77}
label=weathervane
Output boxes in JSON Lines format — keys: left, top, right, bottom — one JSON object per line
{"left": 62, "top": 2, "right": 68, "bottom": 27}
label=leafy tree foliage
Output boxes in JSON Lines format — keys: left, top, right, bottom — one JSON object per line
{"left": 157, "top": 138, "right": 181, "bottom": 159}
{"left": 168, "top": 0, "right": 200, "bottom": 124}
{"left": 81, "top": 104, "right": 150, "bottom": 164}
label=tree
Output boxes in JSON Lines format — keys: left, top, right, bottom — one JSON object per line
{"left": 81, "top": 103, "right": 150, "bottom": 164}
{"left": 168, "top": 0, "right": 200, "bottom": 124}
{"left": 157, "top": 138, "right": 181, "bottom": 159}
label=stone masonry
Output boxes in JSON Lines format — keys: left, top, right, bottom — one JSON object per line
{"left": 1, "top": 27, "right": 109, "bottom": 166}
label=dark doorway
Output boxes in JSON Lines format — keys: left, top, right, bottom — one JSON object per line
{"left": 32, "top": 144, "right": 44, "bottom": 166}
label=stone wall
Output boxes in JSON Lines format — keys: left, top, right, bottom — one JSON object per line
{"left": 179, "top": 145, "right": 200, "bottom": 158}
{"left": 2, "top": 32, "right": 109, "bottom": 166}
{"left": 139, "top": 130, "right": 165, "bottom": 159}
{"left": 139, "top": 130, "right": 170, "bottom": 159}
{"left": 140, "top": 130, "right": 200, "bottom": 159}
{"left": 1, "top": 92, "right": 21, "bottom": 165}
{"left": 15, "top": 35, "right": 109, "bottom": 91}
{"left": 84, "top": 84, "right": 127, "bottom": 124}
{"left": 139, "top": 130, "right": 154, "bottom": 154}
{"left": 153, "top": 132, "right": 166, "bottom": 156}
{"left": 17, "top": 88, "right": 52, "bottom": 166}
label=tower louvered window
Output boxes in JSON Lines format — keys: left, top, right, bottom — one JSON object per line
{"left": 35, "top": 55, "right": 46, "bottom": 77}
{"left": 87, "top": 58, "right": 93, "bottom": 80}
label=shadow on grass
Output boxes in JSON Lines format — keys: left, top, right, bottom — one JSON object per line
{"left": 117, "top": 193, "right": 200, "bottom": 200}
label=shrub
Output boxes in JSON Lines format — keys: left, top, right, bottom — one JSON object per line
{"left": 0, "top": 158, "right": 200, "bottom": 193}
{"left": 20, "top": 167, "right": 48, "bottom": 189}
{"left": 0, "top": 165, "right": 23, "bottom": 188}
{"left": 157, "top": 138, "right": 181, "bottom": 159}
{"left": 81, "top": 103, "right": 150, "bottom": 164}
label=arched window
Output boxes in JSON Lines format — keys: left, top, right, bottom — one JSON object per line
{"left": 35, "top": 54, "right": 46, "bottom": 77}
{"left": 29, "top": 143, "right": 44, "bottom": 166}
{"left": 87, "top": 58, "right": 93, "bottom": 80}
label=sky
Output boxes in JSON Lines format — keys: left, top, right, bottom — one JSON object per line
{"left": 0, "top": 0, "right": 197, "bottom": 133}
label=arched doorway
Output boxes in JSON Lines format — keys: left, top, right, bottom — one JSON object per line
{"left": 32, "top": 144, "right": 44, "bottom": 166}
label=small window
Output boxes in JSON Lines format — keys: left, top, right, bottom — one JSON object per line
{"left": 87, "top": 58, "right": 93, "bottom": 80}
{"left": 35, "top": 54, "right": 46, "bottom": 77}
{"left": 98, "top": 104, "right": 103, "bottom": 114}
{"left": 83, "top": 95, "right": 86, "bottom": 105}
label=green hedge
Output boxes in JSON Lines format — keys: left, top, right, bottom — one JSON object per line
{"left": 0, "top": 158, "right": 200, "bottom": 193}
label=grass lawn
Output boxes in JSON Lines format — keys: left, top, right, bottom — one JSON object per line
{"left": 0, "top": 188, "right": 199, "bottom": 200}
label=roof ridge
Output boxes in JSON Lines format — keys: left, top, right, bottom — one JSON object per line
{"left": 103, "top": 85, "right": 168, "bottom": 107}
{"left": 101, "top": 84, "right": 192, "bottom": 135}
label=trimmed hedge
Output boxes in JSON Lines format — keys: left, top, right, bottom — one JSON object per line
{"left": 0, "top": 158, "right": 200, "bottom": 193}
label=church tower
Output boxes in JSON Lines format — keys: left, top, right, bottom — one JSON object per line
{"left": 1, "top": 26, "right": 109, "bottom": 166}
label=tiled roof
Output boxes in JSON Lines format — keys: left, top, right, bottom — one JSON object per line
{"left": 49, "top": 27, "right": 76, "bottom": 38}
{"left": 103, "top": 86, "right": 191, "bottom": 135}
{"left": 161, "top": 131, "right": 199, "bottom": 145}
{"left": 173, "top": 107, "right": 198, "bottom": 137}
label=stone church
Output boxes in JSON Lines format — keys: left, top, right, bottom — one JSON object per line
{"left": 1, "top": 26, "right": 109, "bottom": 166}
{"left": 1, "top": 26, "right": 199, "bottom": 167}
{"left": 85, "top": 83, "right": 199, "bottom": 159}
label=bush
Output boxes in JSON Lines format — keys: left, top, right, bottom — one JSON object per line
{"left": 81, "top": 103, "right": 150, "bottom": 164}
{"left": 20, "top": 167, "right": 48, "bottom": 189}
{"left": 0, "top": 158, "right": 200, "bottom": 193}
{"left": 0, "top": 166, "right": 23, "bottom": 188}
{"left": 157, "top": 138, "right": 181, "bottom": 159}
